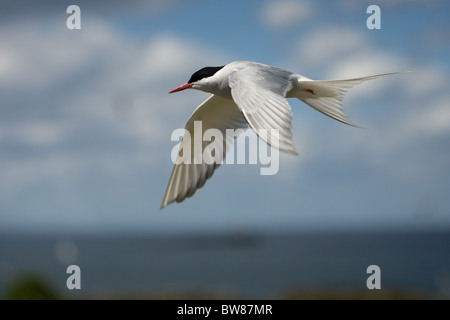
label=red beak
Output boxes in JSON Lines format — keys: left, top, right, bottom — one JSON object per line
{"left": 169, "top": 83, "right": 193, "bottom": 94}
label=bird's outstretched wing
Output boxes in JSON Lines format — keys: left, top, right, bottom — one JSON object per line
{"left": 229, "top": 65, "right": 298, "bottom": 155}
{"left": 161, "top": 94, "right": 248, "bottom": 209}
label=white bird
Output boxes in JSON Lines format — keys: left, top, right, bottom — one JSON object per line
{"left": 161, "top": 61, "right": 400, "bottom": 209}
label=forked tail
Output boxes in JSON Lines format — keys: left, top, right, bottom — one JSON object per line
{"left": 293, "top": 72, "right": 405, "bottom": 127}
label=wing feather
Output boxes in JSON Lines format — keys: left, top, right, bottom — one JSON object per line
{"left": 229, "top": 66, "right": 298, "bottom": 155}
{"left": 161, "top": 95, "right": 248, "bottom": 209}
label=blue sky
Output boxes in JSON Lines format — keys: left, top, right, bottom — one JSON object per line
{"left": 0, "top": 0, "right": 449, "bottom": 234}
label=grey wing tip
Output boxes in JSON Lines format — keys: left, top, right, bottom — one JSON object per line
{"left": 160, "top": 201, "right": 167, "bottom": 210}
{"left": 160, "top": 196, "right": 174, "bottom": 210}
{"left": 349, "top": 121, "right": 365, "bottom": 129}
{"left": 279, "top": 144, "right": 299, "bottom": 156}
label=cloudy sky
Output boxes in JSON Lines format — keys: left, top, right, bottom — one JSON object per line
{"left": 1, "top": 0, "right": 449, "bottom": 234}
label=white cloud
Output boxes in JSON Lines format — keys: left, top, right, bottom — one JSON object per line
{"left": 404, "top": 94, "right": 450, "bottom": 136}
{"left": 296, "top": 27, "right": 367, "bottom": 67}
{"left": 401, "top": 66, "right": 448, "bottom": 99}
{"left": 261, "top": 0, "right": 315, "bottom": 30}
{"left": 0, "top": 121, "right": 69, "bottom": 146}
{"left": 0, "top": 44, "right": 19, "bottom": 82}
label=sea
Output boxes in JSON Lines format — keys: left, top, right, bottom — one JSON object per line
{"left": 1, "top": 230, "right": 449, "bottom": 299}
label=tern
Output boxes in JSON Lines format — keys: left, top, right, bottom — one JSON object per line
{"left": 161, "top": 61, "right": 401, "bottom": 209}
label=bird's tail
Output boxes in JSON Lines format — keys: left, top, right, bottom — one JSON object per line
{"left": 293, "top": 72, "right": 404, "bottom": 127}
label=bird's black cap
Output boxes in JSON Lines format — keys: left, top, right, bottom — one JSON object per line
{"left": 188, "top": 66, "right": 224, "bottom": 84}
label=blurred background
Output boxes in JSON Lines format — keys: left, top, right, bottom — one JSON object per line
{"left": 1, "top": 0, "right": 449, "bottom": 299}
